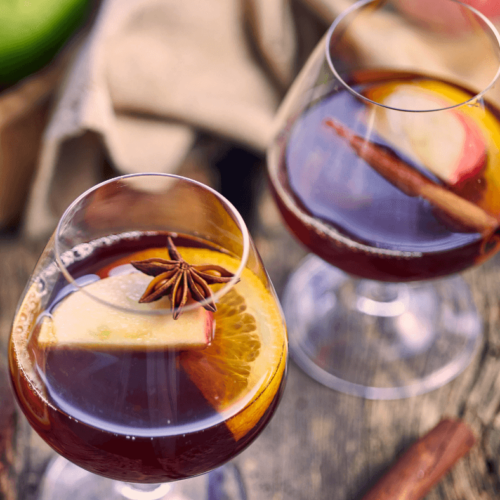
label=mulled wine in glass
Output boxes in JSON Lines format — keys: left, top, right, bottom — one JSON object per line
{"left": 9, "top": 174, "right": 287, "bottom": 499}
{"left": 267, "top": 0, "right": 500, "bottom": 399}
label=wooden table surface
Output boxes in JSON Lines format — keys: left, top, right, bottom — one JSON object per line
{"left": 2, "top": 181, "right": 500, "bottom": 500}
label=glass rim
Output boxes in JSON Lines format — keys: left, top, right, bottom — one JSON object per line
{"left": 325, "top": 0, "right": 500, "bottom": 113}
{"left": 54, "top": 173, "right": 251, "bottom": 316}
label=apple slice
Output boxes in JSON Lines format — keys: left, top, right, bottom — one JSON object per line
{"left": 37, "top": 273, "right": 214, "bottom": 350}
{"left": 373, "top": 84, "right": 486, "bottom": 186}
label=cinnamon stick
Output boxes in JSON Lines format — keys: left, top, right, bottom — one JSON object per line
{"left": 325, "top": 119, "right": 499, "bottom": 237}
{"left": 361, "top": 418, "right": 475, "bottom": 500}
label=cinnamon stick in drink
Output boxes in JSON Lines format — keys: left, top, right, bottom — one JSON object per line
{"left": 324, "top": 119, "right": 499, "bottom": 237}
{"left": 361, "top": 418, "right": 475, "bottom": 500}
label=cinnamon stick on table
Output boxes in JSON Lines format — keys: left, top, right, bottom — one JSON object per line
{"left": 361, "top": 418, "right": 475, "bottom": 500}
{"left": 325, "top": 119, "right": 499, "bottom": 237}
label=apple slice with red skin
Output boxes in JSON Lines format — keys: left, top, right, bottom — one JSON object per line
{"left": 449, "top": 112, "right": 487, "bottom": 186}
{"left": 373, "top": 85, "right": 487, "bottom": 188}
{"left": 37, "top": 273, "right": 215, "bottom": 351}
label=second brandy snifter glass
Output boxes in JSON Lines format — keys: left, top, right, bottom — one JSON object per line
{"left": 9, "top": 174, "right": 287, "bottom": 499}
{"left": 267, "top": 0, "right": 500, "bottom": 399}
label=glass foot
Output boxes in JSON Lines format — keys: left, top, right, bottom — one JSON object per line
{"left": 283, "top": 255, "right": 482, "bottom": 399}
{"left": 37, "top": 456, "right": 247, "bottom": 500}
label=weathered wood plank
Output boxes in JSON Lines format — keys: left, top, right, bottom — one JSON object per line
{"left": 2, "top": 185, "right": 500, "bottom": 499}
{"left": 239, "top": 187, "right": 500, "bottom": 500}
{"left": 0, "top": 240, "right": 41, "bottom": 500}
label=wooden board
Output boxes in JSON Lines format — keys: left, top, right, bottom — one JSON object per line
{"left": 2, "top": 185, "right": 500, "bottom": 499}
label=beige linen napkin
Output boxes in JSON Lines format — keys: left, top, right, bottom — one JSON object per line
{"left": 24, "top": 0, "right": 296, "bottom": 239}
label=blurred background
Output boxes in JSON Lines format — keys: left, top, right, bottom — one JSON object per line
{"left": 2, "top": 0, "right": 500, "bottom": 240}
{"left": 0, "top": 0, "right": 328, "bottom": 240}
{"left": 3, "top": 0, "right": 500, "bottom": 499}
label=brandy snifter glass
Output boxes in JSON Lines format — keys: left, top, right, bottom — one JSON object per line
{"left": 9, "top": 173, "right": 287, "bottom": 499}
{"left": 267, "top": 0, "right": 500, "bottom": 399}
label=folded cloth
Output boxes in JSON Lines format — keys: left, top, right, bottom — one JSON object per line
{"left": 22, "top": 0, "right": 500, "bottom": 239}
{"left": 22, "top": 0, "right": 336, "bottom": 239}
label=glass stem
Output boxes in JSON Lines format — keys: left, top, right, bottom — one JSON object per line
{"left": 114, "top": 482, "right": 173, "bottom": 500}
{"left": 355, "top": 280, "right": 409, "bottom": 317}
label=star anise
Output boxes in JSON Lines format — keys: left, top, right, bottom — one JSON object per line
{"left": 131, "top": 236, "right": 239, "bottom": 319}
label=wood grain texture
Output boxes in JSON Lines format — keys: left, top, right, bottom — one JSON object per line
{"left": 2, "top": 184, "right": 500, "bottom": 499}
{"left": 0, "top": 357, "right": 17, "bottom": 500}
{"left": 236, "top": 186, "right": 500, "bottom": 500}
{"left": 0, "top": 241, "right": 40, "bottom": 500}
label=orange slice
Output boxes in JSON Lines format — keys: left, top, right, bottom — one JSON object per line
{"left": 179, "top": 288, "right": 260, "bottom": 406}
{"left": 178, "top": 247, "right": 287, "bottom": 441}
{"left": 13, "top": 245, "right": 287, "bottom": 442}
{"left": 181, "top": 286, "right": 287, "bottom": 441}
{"left": 118, "top": 246, "right": 288, "bottom": 441}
